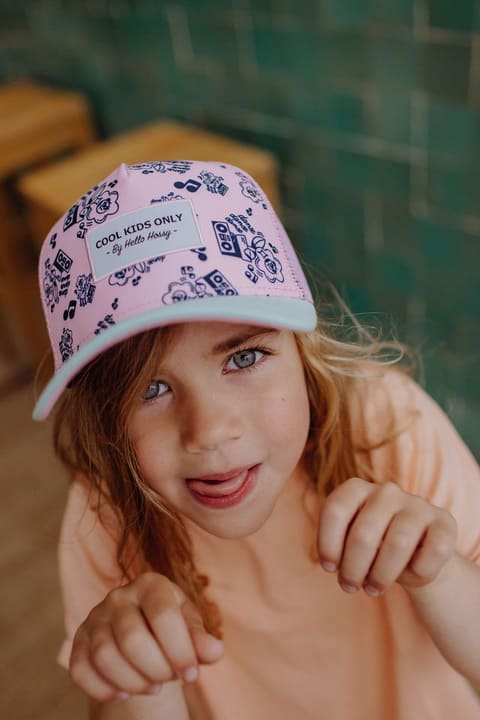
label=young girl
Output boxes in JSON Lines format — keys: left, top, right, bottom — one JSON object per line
{"left": 34, "top": 160, "right": 480, "bottom": 719}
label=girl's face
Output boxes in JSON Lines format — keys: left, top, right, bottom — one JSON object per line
{"left": 129, "top": 322, "right": 311, "bottom": 538}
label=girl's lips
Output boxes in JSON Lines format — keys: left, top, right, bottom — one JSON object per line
{"left": 186, "top": 465, "right": 259, "bottom": 507}
{"left": 186, "top": 468, "right": 250, "bottom": 497}
{"left": 192, "top": 467, "right": 250, "bottom": 483}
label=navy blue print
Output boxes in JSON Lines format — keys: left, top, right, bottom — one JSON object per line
{"left": 63, "top": 180, "right": 120, "bottom": 240}
{"left": 54, "top": 249, "right": 73, "bottom": 275}
{"left": 49, "top": 233, "right": 57, "bottom": 249}
{"left": 173, "top": 178, "right": 201, "bottom": 193}
{"left": 129, "top": 161, "right": 192, "bottom": 175}
{"left": 63, "top": 202, "right": 79, "bottom": 231}
{"left": 212, "top": 221, "right": 243, "bottom": 258}
{"left": 59, "top": 328, "right": 74, "bottom": 362}
{"left": 243, "top": 235, "right": 284, "bottom": 284}
{"left": 94, "top": 314, "right": 115, "bottom": 335}
{"left": 198, "top": 171, "right": 228, "bottom": 196}
{"left": 212, "top": 219, "right": 284, "bottom": 285}
{"left": 63, "top": 300, "right": 77, "bottom": 321}
{"left": 190, "top": 247, "right": 208, "bottom": 261}
{"left": 151, "top": 192, "right": 185, "bottom": 204}
{"left": 236, "top": 172, "right": 267, "bottom": 209}
{"left": 162, "top": 265, "right": 214, "bottom": 304}
{"left": 225, "top": 213, "right": 256, "bottom": 235}
{"left": 43, "top": 251, "right": 72, "bottom": 312}
{"left": 203, "top": 269, "right": 238, "bottom": 296}
{"left": 75, "top": 273, "right": 96, "bottom": 307}
{"left": 108, "top": 257, "right": 165, "bottom": 288}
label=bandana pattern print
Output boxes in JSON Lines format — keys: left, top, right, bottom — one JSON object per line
{"left": 63, "top": 180, "right": 120, "bottom": 240}
{"left": 129, "top": 161, "right": 192, "bottom": 175}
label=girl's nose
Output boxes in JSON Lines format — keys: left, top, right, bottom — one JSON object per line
{"left": 181, "top": 387, "right": 243, "bottom": 454}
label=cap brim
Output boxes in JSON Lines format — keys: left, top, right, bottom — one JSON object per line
{"left": 33, "top": 296, "right": 317, "bottom": 420}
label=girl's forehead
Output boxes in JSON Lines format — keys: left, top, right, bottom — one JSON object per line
{"left": 160, "top": 321, "right": 283, "bottom": 356}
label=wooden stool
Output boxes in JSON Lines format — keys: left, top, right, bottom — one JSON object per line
{"left": 17, "top": 120, "right": 280, "bottom": 366}
{"left": 18, "top": 120, "right": 280, "bottom": 245}
{"left": 0, "top": 81, "right": 96, "bottom": 369}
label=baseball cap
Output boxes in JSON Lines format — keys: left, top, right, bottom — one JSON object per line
{"left": 33, "top": 160, "right": 316, "bottom": 420}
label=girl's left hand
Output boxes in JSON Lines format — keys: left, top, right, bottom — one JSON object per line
{"left": 317, "top": 477, "right": 458, "bottom": 597}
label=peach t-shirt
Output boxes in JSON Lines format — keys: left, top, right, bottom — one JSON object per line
{"left": 57, "top": 371, "right": 480, "bottom": 719}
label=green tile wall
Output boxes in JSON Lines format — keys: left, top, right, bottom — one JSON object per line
{"left": 0, "top": 0, "right": 479, "bottom": 458}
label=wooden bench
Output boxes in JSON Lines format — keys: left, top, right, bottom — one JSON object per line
{"left": 0, "top": 81, "right": 95, "bottom": 369}
{"left": 18, "top": 120, "right": 280, "bottom": 244}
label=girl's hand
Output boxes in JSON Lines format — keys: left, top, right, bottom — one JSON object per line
{"left": 69, "top": 572, "right": 224, "bottom": 703}
{"left": 317, "top": 477, "right": 457, "bottom": 597}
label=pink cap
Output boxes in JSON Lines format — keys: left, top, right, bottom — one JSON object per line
{"left": 33, "top": 160, "right": 316, "bottom": 420}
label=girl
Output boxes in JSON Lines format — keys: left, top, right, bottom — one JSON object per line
{"left": 34, "top": 160, "right": 480, "bottom": 719}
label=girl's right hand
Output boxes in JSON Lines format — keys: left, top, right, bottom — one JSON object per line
{"left": 69, "top": 572, "right": 224, "bottom": 702}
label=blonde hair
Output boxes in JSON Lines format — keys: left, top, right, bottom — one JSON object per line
{"left": 52, "top": 281, "right": 419, "bottom": 638}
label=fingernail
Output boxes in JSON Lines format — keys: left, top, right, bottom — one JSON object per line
{"left": 148, "top": 684, "right": 163, "bottom": 695}
{"left": 340, "top": 582, "right": 358, "bottom": 593}
{"left": 364, "top": 584, "right": 383, "bottom": 597}
{"left": 321, "top": 560, "right": 337, "bottom": 572}
{"left": 206, "top": 633, "right": 224, "bottom": 650}
{"left": 115, "top": 692, "right": 130, "bottom": 701}
{"left": 183, "top": 666, "right": 198, "bottom": 683}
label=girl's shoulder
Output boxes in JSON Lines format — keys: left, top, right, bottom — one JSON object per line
{"left": 348, "top": 365, "right": 423, "bottom": 448}
{"left": 348, "top": 364, "right": 479, "bottom": 499}
{"left": 350, "top": 364, "right": 471, "bottom": 454}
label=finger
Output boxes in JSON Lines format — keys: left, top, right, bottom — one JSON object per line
{"left": 70, "top": 629, "right": 126, "bottom": 702}
{"left": 180, "top": 598, "right": 224, "bottom": 664}
{"left": 364, "top": 511, "right": 427, "bottom": 594}
{"left": 141, "top": 584, "right": 199, "bottom": 683}
{"left": 318, "top": 477, "right": 374, "bottom": 570}
{"left": 401, "top": 520, "right": 456, "bottom": 586}
{"left": 338, "top": 498, "right": 399, "bottom": 593}
{"left": 110, "top": 604, "right": 172, "bottom": 687}
{"left": 88, "top": 622, "right": 162, "bottom": 696}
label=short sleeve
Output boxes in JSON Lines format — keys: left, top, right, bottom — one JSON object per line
{"left": 57, "top": 480, "right": 125, "bottom": 668}
{"left": 361, "top": 370, "right": 480, "bottom": 566}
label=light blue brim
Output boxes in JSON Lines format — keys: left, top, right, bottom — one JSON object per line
{"left": 33, "top": 295, "right": 317, "bottom": 421}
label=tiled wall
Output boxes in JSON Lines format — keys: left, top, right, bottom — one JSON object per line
{"left": 1, "top": 0, "right": 479, "bottom": 456}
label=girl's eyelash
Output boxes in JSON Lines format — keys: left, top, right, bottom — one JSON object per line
{"left": 142, "top": 379, "right": 171, "bottom": 403}
{"left": 225, "top": 344, "right": 274, "bottom": 372}
{"left": 238, "top": 344, "right": 272, "bottom": 357}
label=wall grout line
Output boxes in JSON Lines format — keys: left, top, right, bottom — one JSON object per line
{"left": 231, "top": 0, "right": 259, "bottom": 78}
{"left": 165, "top": 3, "right": 194, "bottom": 70}
{"left": 364, "top": 192, "right": 384, "bottom": 254}
{"left": 467, "top": 35, "right": 480, "bottom": 108}
{"left": 413, "top": 0, "right": 428, "bottom": 41}
{"left": 409, "top": 89, "right": 429, "bottom": 217}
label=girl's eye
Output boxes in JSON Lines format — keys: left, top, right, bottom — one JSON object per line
{"left": 225, "top": 348, "right": 268, "bottom": 372}
{"left": 142, "top": 380, "right": 170, "bottom": 401}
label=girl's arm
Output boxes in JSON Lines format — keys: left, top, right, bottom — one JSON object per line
{"left": 89, "top": 676, "right": 214, "bottom": 720}
{"left": 405, "top": 551, "right": 480, "bottom": 687}
{"left": 90, "top": 682, "right": 191, "bottom": 720}
{"left": 318, "top": 477, "right": 480, "bottom": 687}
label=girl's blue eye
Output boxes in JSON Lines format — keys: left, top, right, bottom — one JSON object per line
{"left": 226, "top": 348, "right": 266, "bottom": 371}
{"left": 143, "top": 380, "right": 170, "bottom": 401}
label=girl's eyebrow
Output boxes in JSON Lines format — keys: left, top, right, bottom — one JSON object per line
{"left": 211, "top": 327, "right": 279, "bottom": 355}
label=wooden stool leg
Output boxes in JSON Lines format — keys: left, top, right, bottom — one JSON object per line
{"left": 0, "top": 186, "right": 48, "bottom": 368}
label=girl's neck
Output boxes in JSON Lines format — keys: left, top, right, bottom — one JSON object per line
{"left": 184, "top": 464, "right": 320, "bottom": 583}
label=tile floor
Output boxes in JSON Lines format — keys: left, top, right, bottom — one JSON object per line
{"left": 0, "top": 355, "right": 86, "bottom": 719}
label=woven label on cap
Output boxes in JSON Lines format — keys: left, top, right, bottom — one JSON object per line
{"left": 86, "top": 199, "right": 203, "bottom": 280}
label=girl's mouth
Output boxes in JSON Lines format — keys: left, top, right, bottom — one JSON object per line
{"left": 186, "top": 465, "right": 259, "bottom": 508}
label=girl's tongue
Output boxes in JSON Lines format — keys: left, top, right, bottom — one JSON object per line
{"left": 187, "top": 469, "right": 248, "bottom": 497}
